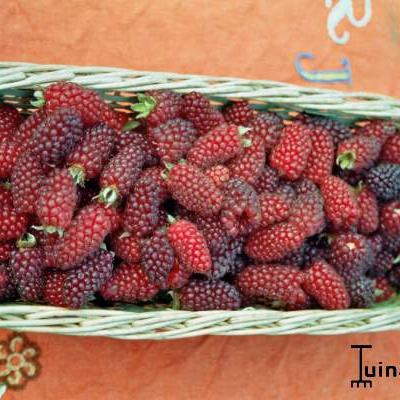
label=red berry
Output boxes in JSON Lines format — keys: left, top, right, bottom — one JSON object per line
{"left": 53, "top": 204, "right": 111, "bottom": 270}
{"left": 0, "top": 141, "right": 24, "bottom": 179}
{"left": 374, "top": 277, "right": 396, "bottom": 303}
{"left": 303, "top": 127, "right": 334, "bottom": 184}
{"left": 210, "top": 237, "right": 244, "bottom": 279}
{"left": 42, "top": 82, "right": 107, "bottom": 126}
{"left": 237, "top": 264, "right": 308, "bottom": 310}
{"left": 254, "top": 166, "right": 279, "bottom": 194}
{"left": 67, "top": 123, "right": 115, "bottom": 185}
{"left": 191, "top": 215, "right": 230, "bottom": 255}
{"left": 380, "top": 135, "right": 400, "bottom": 164}
{"left": 223, "top": 100, "right": 256, "bottom": 125}
{"left": 91, "top": 202, "right": 122, "bottom": 233}
{"left": 356, "top": 187, "right": 379, "bottom": 235}
{"left": 100, "top": 262, "right": 159, "bottom": 302}
{"left": 63, "top": 250, "right": 114, "bottom": 308}
{"left": 292, "top": 179, "right": 319, "bottom": 196}
{"left": 245, "top": 222, "right": 305, "bottom": 262}
{"left": 123, "top": 176, "right": 161, "bottom": 238}
{"left": 141, "top": 228, "right": 175, "bottom": 287}
{"left": 0, "top": 184, "right": 13, "bottom": 208}
{"left": 13, "top": 108, "right": 47, "bottom": 151}
{"left": 114, "top": 129, "right": 158, "bottom": 166}
{"left": 220, "top": 179, "right": 261, "bottom": 237}
{"left": 355, "top": 120, "right": 396, "bottom": 145}
{"left": 167, "top": 218, "right": 212, "bottom": 273}
{"left": 99, "top": 144, "right": 145, "bottom": 204}
{"left": 300, "top": 114, "right": 351, "bottom": 147}
{"left": 149, "top": 118, "right": 197, "bottom": 162}
{"left": 0, "top": 263, "right": 16, "bottom": 300}
{"left": 328, "top": 233, "right": 372, "bottom": 277}
{"left": 0, "top": 242, "right": 14, "bottom": 262}
{"left": 247, "top": 112, "right": 283, "bottom": 150}
{"left": 371, "top": 251, "right": 395, "bottom": 277}
{"left": 0, "top": 207, "right": 28, "bottom": 241}
{"left": 112, "top": 233, "right": 141, "bottom": 264}
{"left": 178, "top": 280, "right": 241, "bottom": 311}
{"left": 11, "top": 152, "right": 45, "bottom": 214}
{"left": 29, "top": 108, "right": 83, "bottom": 166}
{"left": 289, "top": 193, "right": 325, "bottom": 237}
{"left": 166, "top": 163, "right": 223, "bottom": 217}
{"left": 270, "top": 123, "right": 312, "bottom": 180}
{"left": 259, "top": 192, "right": 293, "bottom": 227}
{"left": 380, "top": 200, "right": 400, "bottom": 236}
{"left": 42, "top": 270, "right": 68, "bottom": 307}
{"left": 167, "top": 260, "right": 192, "bottom": 289}
{"left": 227, "top": 131, "right": 266, "bottom": 185}
{"left": 37, "top": 169, "right": 78, "bottom": 230}
{"left": 139, "top": 166, "right": 169, "bottom": 201}
{"left": 188, "top": 124, "right": 249, "bottom": 168}
{"left": 336, "top": 136, "right": 381, "bottom": 172}
{"left": 132, "top": 91, "right": 182, "bottom": 128}
{"left": 204, "top": 165, "right": 231, "bottom": 188}
{"left": 320, "top": 176, "right": 359, "bottom": 230}
{"left": 10, "top": 247, "right": 44, "bottom": 301}
{"left": 181, "top": 92, "right": 224, "bottom": 135}
{"left": 0, "top": 104, "right": 22, "bottom": 143}
{"left": 100, "top": 107, "right": 129, "bottom": 131}
{"left": 302, "top": 260, "right": 350, "bottom": 310}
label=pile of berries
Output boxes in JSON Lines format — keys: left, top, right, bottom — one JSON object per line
{"left": 0, "top": 84, "right": 399, "bottom": 312}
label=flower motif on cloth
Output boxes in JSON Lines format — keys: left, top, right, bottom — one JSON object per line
{"left": 0, "top": 333, "right": 40, "bottom": 390}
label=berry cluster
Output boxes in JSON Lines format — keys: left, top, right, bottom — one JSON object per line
{"left": 0, "top": 84, "right": 399, "bottom": 311}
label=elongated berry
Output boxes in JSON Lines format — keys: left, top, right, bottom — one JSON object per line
{"left": 141, "top": 228, "right": 175, "bottom": 287}
{"left": 245, "top": 222, "right": 305, "bottom": 262}
{"left": 356, "top": 187, "right": 379, "bottom": 235}
{"left": 270, "top": 123, "right": 312, "bottom": 180}
{"left": 178, "top": 280, "right": 241, "bottom": 311}
{"left": 380, "top": 135, "right": 400, "bottom": 164}
{"left": 123, "top": 176, "right": 161, "bottom": 238}
{"left": 247, "top": 112, "right": 283, "bottom": 150}
{"left": 99, "top": 144, "right": 145, "bottom": 205}
{"left": 320, "top": 176, "right": 359, "bottom": 230}
{"left": 13, "top": 108, "right": 47, "bottom": 151}
{"left": 0, "top": 207, "right": 28, "bottom": 241}
{"left": 36, "top": 169, "right": 78, "bottom": 230}
{"left": 100, "top": 262, "right": 159, "bottom": 302}
{"left": 0, "top": 104, "right": 21, "bottom": 143}
{"left": 67, "top": 123, "right": 115, "bottom": 185}
{"left": 167, "top": 163, "right": 223, "bottom": 217}
{"left": 259, "top": 192, "right": 293, "bottom": 228}
{"left": 11, "top": 152, "right": 45, "bottom": 214}
{"left": 187, "top": 124, "right": 249, "bottom": 169}
{"left": 167, "top": 218, "right": 212, "bottom": 273}
{"left": 223, "top": 100, "right": 256, "bottom": 125}
{"left": 53, "top": 204, "right": 111, "bottom": 269}
{"left": 380, "top": 200, "right": 400, "bottom": 236}
{"left": 149, "top": 118, "right": 197, "bottom": 162}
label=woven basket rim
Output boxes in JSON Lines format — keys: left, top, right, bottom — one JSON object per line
{"left": 0, "top": 60, "right": 399, "bottom": 339}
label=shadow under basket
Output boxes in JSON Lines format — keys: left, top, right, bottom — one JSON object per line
{"left": 1, "top": 61, "right": 400, "bottom": 340}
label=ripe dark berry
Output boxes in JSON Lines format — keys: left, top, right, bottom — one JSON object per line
{"left": 178, "top": 280, "right": 241, "bottom": 311}
{"left": 247, "top": 112, "right": 283, "bottom": 150}
{"left": 366, "top": 163, "right": 400, "bottom": 201}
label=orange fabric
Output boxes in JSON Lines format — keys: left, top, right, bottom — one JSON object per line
{"left": 0, "top": 1, "right": 399, "bottom": 399}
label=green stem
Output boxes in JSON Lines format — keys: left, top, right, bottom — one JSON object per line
{"left": 16, "top": 233, "right": 37, "bottom": 249}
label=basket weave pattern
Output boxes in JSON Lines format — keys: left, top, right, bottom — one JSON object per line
{"left": 0, "top": 61, "right": 399, "bottom": 339}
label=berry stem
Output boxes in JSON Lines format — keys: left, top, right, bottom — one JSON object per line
{"left": 68, "top": 165, "right": 86, "bottom": 187}
{"left": 16, "top": 233, "right": 37, "bottom": 249}
{"left": 122, "top": 120, "right": 141, "bottom": 132}
{"left": 336, "top": 151, "right": 356, "bottom": 170}
{"left": 96, "top": 187, "right": 119, "bottom": 207}
{"left": 169, "top": 291, "right": 181, "bottom": 310}
{"left": 31, "top": 90, "right": 45, "bottom": 108}
{"left": 166, "top": 214, "right": 177, "bottom": 225}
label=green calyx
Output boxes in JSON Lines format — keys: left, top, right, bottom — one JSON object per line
{"left": 169, "top": 291, "right": 180, "bottom": 310}
{"left": 16, "top": 233, "right": 37, "bottom": 249}
{"left": 31, "top": 90, "right": 45, "bottom": 108}
{"left": 238, "top": 126, "right": 251, "bottom": 136}
{"left": 68, "top": 165, "right": 86, "bottom": 187}
{"left": 122, "top": 120, "right": 141, "bottom": 132}
{"left": 31, "top": 225, "right": 64, "bottom": 237}
{"left": 336, "top": 151, "right": 356, "bottom": 170}
{"left": 131, "top": 94, "right": 157, "bottom": 119}
{"left": 394, "top": 254, "right": 400, "bottom": 265}
{"left": 166, "top": 214, "right": 177, "bottom": 225}
{"left": 0, "top": 181, "right": 11, "bottom": 190}
{"left": 242, "top": 138, "right": 252, "bottom": 148}
{"left": 96, "top": 187, "right": 119, "bottom": 207}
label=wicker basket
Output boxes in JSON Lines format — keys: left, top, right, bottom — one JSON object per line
{"left": 0, "top": 61, "right": 399, "bottom": 340}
